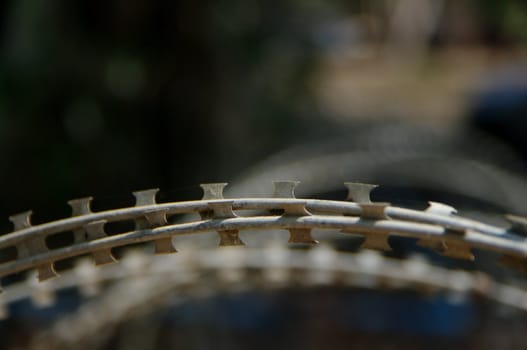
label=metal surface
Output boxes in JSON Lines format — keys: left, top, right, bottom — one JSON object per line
{"left": 1, "top": 180, "right": 527, "bottom": 349}
{"left": 0, "top": 181, "right": 527, "bottom": 291}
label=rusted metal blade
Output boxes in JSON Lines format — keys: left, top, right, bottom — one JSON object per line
{"left": 143, "top": 209, "right": 168, "bottom": 227}
{"left": 281, "top": 202, "right": 310, "bottom": 216}
{"left": 68, "top": 197, "right": 93, "bottom": 217}
{"left": 342, "top": 193, "right": 390, "bottom": 249}
{"left": 359, "top": 203, "right": 390, "bottom": 219}
{"left": 426, "top": 201, "right": 457, "bottom": 216}
{"left": 273, "top": 181, "right": 300, "bottom": 198}
{"left": 418, "top": 238, "right": 474, "bottom": 260}
{"left": 10, "top": 211, "right": 59, "bottom": 281}
{"left": 344, "top": 182, "right": 378, "bottom": 203}
{"left": 209, "top": 200, "right": 236, "bottom": 218}
{"left": 199, "top": 184, "right": 228, "bottom": 219}
{"left": 37, "top": 264, "right": 59, "bottom": 282}
{"left": 3, "top": 181, "right": 527, "bottom": 291}
{"left": 84, "top": 221, "right": 117, "bottom": 265}
{"left": 418, "top": 203, "right": 464, "bottom": 258}
{"left": 133, "top": 189, "right": 160, "bottom": 230}
{"left": 153, "top": 238, "right": 177, "bottom": 254}
{"left": 273, "top": 183, "right": 314, "bottom": 243}
{"left": 9, "top": 211, "right": 33, "bottom": 231}
{"left": 200, "top": 183, "right": 227, "bottom": 200}
{"left": 440, "top": 241, "right": 474, "bottom": 260}
{"left": 506, "top": 214, "right": 527, "bottom": 237}
{"left": 288, "top": 228, "right": 318, "bottom": 244}
{"left": 143, "top": 209, "right": 177, "bottom": 254}
{"left": 92, "top": 250, "right": 117, "bottom": 266}
{"left": 362, "top": 233, "right": 391, "bottom": 251}
{"left": 218, "top": 230, "right": 245, "bottom": 246}
{"left": 133, "top": 189, "right": 159, "bottom": 206}
{"left": 84, "top": 221, "right": 108, "bottom": 240}
{"left": 205, "top": 201, "right": 244, "bottom": 246}
{"left": 68, "top": 198, "right": 93, "bottom": 243}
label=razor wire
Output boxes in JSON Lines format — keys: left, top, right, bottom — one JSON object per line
{"left": 0, "top": 181, "right": 527, "bottom": 289}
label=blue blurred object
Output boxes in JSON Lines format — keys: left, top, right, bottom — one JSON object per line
{"left": 471, "top": 65, "right": 527, "bottom": 162}
{"left": 162, "top": 289, "right": 476, "bottom": 338}
{"left": 338, "top": 291, "right": 475, "bottom": 337}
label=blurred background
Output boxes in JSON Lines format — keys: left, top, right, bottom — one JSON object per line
{"left": 0, "top": 0, "right": 526, "bottom": 224}
{"left": 1, "top": 0, "right": 527, "bottom": 348}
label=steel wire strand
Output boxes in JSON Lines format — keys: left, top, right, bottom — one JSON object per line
{"left": 1, "top": 181, "right": 526, "bottom": 286}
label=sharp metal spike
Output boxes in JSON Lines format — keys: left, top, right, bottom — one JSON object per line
{"left": 418, "top": 239, "right": 474, "bottom": 260}
{"left": 10, "top": 212, "right": 59, "bottom": 281}
{"left": 341, "top": 204, "right": 389, "bottom": 239}
{"left": 141, "top": 209, "right": 176, "bottom": 253}
{"left": 200, "top": 183, "right": 227, "bottom": 200}
{"left": 133, "top": 188, "right": 160, "bottom": 230}
{"left": 92, "top": 250, "right": 117, "bottom": 266}
{"left": 208, "top": 200, "right": 236, "bottom": 218}
{"left": 362, "top": 233, "right": 391, "bottom": 251}
{"left": 218, "top": 230, "right": 245, "bottom": 246}
{"left": 417, "top": 224, "right": 466, "bottom": 255}
{"left": 37, "top": 264, "right": 59, "bottom": 282}
{"left": 9, "top": 211, "right": 33, "bottom": 231}
{"left": 153, "top": 238, "right": 177, "bottom": 254}
{"left": 73, "top": 228, "right": 87, "bottom": 244}
{"left": 68, "top": 197, "right": 93, "bottom": 217}
{"left": 203, "top": 201, "right": 244, "bottom": 246}
{"left": 200, "top": 184, "right": 227, "bottom": 219}
{"left": 16, "top": 236, "right": 44, "bottom": 258}
{"left": 136, "top": 208, "right": 166, "bottom": 230}
{"left": 134, "top": 217, "right": 149, "bottom": 231}
{"left": 344, "top": 182, "right": 378, "bottom": 203}
{"left": 68, "top": 198, "right": 93, "bottom": 244}
{"left": 133, "top": 189, "right": 159, "bottom": 206}
{"left": 281, "top": 202, "right": 311, "bottom": 216}
{"left": 144, "top": 209, "right": 168, "bottom": 227}
{"left": 84, "top": 220, "right": 108, "bottom": 240}
{"left": 288, "top": 228, "right": 318, "bottom": 244}
{"left": 143, "top": 210, "right": 177, "bottom": 252}
{"left": 505, "top": 214, "right": 527, "bottom": 237}
{"left": 271, "top": 182, "right": 308, "bottom": 217}
{"left": 84, "top": 220, "right": 116, "bottom": 265}
{"left": 441, "top": 241, "right": 474, "bottom": 261}
{"left": 359, "top": 203, "right": 390, "bottom": 219}
{"left": 426, "top": 202, "right": 457, "bottom": 216}
{"left": 17, "top": 240, "right": 58, "bottom": 280}
{"left": 273, "top": 181, "right": 300, "bottom": 198}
